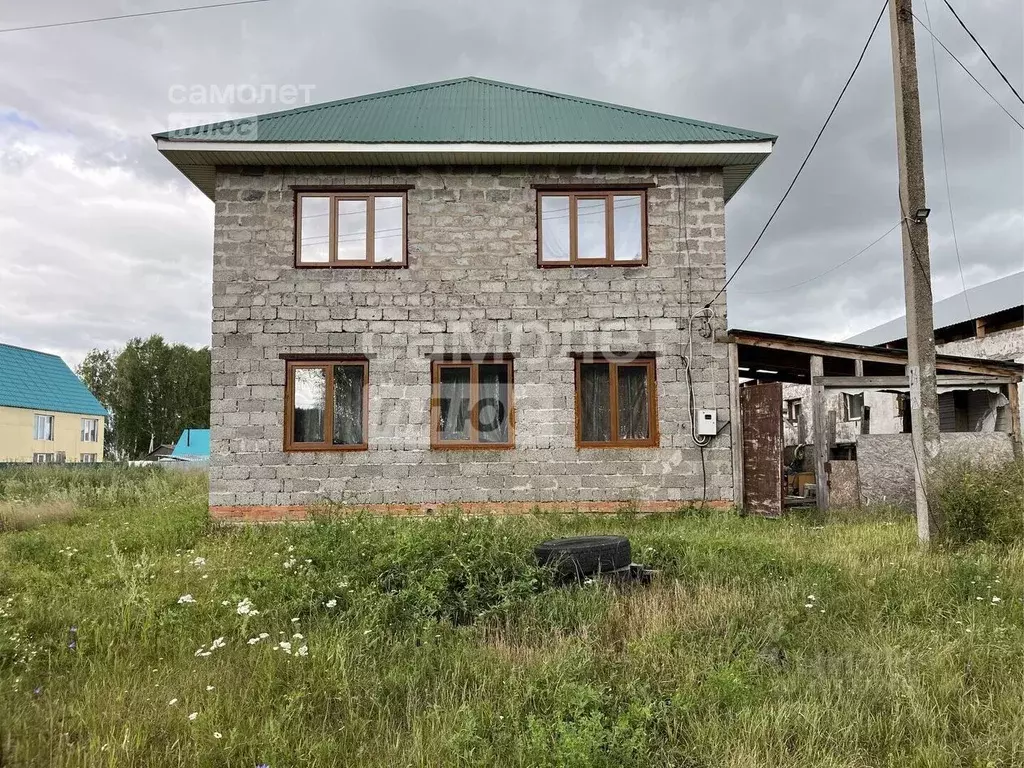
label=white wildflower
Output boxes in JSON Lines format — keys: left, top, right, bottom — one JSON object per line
{"left": 213, "top": 731, "right": 222, "bottom": 739}
{"left": 259, "top": 632, "right": 269, "bottom": 639}
{"left": 206, "top": 685, "right": 215, "bottom": 691}
{"left": 324, "top": 599, "right": 337, "bottom": 609}
{"left": 291, "top": 617, "right": 300, "bottom": 624}
{"left": 992, "top": 596, "right": 1002, "bottom": 603}
{"left": 188, "top": 712, "right": 198, "bottom": 721}
{"left": 168, "top": 698, "right": 178, "bottom": 706}
{"left": 806, "top": 595, "right": 816, "bottom": 601}
{"left": 279, "top": 641, "right": 292, "bottom": 654}
{"left": 292, "top": 633, "right": 304, "bottom": 640}
{"left": 236, "top": 598, "right": 258, "bottom": 616}
{"left": 191, "top": 557, "right": 206, "bottom": 567}
{"left": 804, "top": 603, "right": 815, "bottom": 609}
{"left": 210, "top": 637, "right": 226, "bottom": 650}
{"left": 177, "top": 594, "right": 196, "bottom": 604}
{"left": 296, "top": 645, "right": 309, "bottom": 657}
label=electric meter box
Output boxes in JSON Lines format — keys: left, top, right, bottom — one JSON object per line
{"left": 696, "top": 409, "right": 717, "bottom": 437}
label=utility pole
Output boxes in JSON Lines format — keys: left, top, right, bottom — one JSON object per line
{"left": 888, "top": 0, "right": 942, "bottom": 544}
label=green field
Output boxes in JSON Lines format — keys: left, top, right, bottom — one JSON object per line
{"left": 0, "top": 466, "right": 1021, "bottom": 767}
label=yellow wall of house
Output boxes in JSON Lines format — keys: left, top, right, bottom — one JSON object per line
{"left": 0, "top": 406, "right": 105, "bottom": 463}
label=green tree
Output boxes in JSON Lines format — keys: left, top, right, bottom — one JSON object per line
{"left": 77, "top": 336, "right": 210, "bottom": 459}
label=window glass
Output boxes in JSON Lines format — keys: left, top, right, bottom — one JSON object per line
{"left": 438, "top": 367, "right": 471, "bottom": 442}
{"left": 617, "top": 365, "right": 650, "bottom": 440}
{"left": 613, "top": 195, "right": 642, "bottom": 261}
{"left": 374, "top": 196, "right": 404, "bottom": 263}
{"left": 298, "top": 196, "right": 330, "bottom": 263}
{"left": 477, "top": 363, "right": 510, "bottom": 444}
{"left": 81, "top": 418, "right": 98, "bottom": 442}
{"left": 33, "top": 414, "right": 53, "bottom": 441}
{"left": 332, "top": 364, "right": 365, "bottom": 446}
{"left": 292, "top": 367, "right": 326, "bottom": 443}
{"left": 579, "top": 363, "right": 612, "bottom": 442}
{"left": 540, "top": 196, "right": 570, "bottom": 262}
{"left": 336, "top": 199, "right": 368, "bottom": 261}
{"left": 576, "top": 198, "right": 607, "bottom": 259}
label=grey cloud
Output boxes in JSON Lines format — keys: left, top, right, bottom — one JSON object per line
{"left": 0, "top": 0, "right": 1020, "bottom": 362}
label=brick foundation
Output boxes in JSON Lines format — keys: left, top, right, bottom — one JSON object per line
{"left": 210, "top": 499, "right": 732, "bottom": 522}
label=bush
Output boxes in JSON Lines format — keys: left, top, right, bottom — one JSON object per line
{"left": 933, "top": 456, "right": 1023, "bottom": 545}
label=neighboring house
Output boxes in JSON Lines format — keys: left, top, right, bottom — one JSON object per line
{"left": 783, "top": 271, "right": 1023, "bottom": 448}
{"left": 155, "top": 76, "right": 776, "bottom": 517}
{"left": 169, "top": 428, "right": 210, "bottom": 460}
{"left": 0, "top": 343, "right": 107, "bottom": 463}
{"left": 143, "top": 444, "right": 176, "bottom": 461}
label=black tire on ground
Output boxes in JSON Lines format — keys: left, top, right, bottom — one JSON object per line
{"left": 534, "top": 536, "right": 631, "bottom": 580}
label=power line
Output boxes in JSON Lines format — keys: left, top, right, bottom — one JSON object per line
{"left": 940, "top": 0, "right": 1024, "bottom": 106}
{"left": 706, "top": 0, "right": 888, "bottom": 309}
{"left": 923, "top": 0, "right": 972, "bottom": 318}
{"left": 910, "top": 12, "right": 1024, "bottom": 131}
{"left": 731, "top": 219, "right": 904, "bottom": 296}
{"left": 0, "top": 0, "right": 273, "bottom": 34}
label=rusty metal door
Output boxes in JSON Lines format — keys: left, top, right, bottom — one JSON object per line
{"left": 741, "top": 382, "right": 784, "bottom": 517}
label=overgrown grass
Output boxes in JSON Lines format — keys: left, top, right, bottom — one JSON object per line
{"left": 0, "top": 467, "right": 1021, "bottom": 767}
{"left": 934, "top": 456, "right": 1024, "bottom": 546}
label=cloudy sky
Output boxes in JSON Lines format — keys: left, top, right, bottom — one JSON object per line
{"left": 1, "top": 0, "right": 1021, "bottom": 366}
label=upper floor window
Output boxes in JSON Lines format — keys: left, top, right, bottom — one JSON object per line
{"left": 431, "top": 358, "right": 514, "bottom": 449}
{"left": 537, "top": 189, "right": 646, "bottom": 266}
{"left": 33, "top": 414, "right": 54, "bottom": 441}
{"left": 295, "top": 191, "right": 407, "bottom": 267}
{"left": 81, "top": 418, "right": 98, "bottom": 442}
{"left": 284, "top": 359, "right": 368, "bottom": 451}
{"left": 575, "top": 356, "right": 658, "bottom": 447}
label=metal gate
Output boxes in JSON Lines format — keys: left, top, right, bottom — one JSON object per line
{"left": 741, "top": 382, "right": 784, "bottom": 517}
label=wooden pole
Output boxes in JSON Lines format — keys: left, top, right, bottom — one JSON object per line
{"left": 889, "top": 0, "right": 942, "bottom": 543}
{"left": 810, "top": 355, "right": 830, "bottom": 511}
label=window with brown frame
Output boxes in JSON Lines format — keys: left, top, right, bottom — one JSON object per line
{"left": 284, "top": 359, "right": 368, "bottom": 451}
{"left": 430, "top": 359, "right": 514, "bottom": 449}
{"left": 296, "top": 191, "right": 407, "bottom": 267}
{"left": 538, "top": 190, "right": 646, "bottom": 265}
{"left": 574, "top": 356, "right": 658, "bottom": 447}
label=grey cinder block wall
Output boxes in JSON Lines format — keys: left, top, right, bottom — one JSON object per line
{"left": 210, "top": 166, "right": 733, "bottom": 509}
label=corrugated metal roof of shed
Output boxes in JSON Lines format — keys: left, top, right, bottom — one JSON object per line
{"left": 156, "top": 77, "right": 776, "bottom": 144}
{"left": 0, "top": 343, "right": 108, "bottom": 417}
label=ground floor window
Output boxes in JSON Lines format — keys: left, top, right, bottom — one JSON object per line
{"left": 284, "top": 359, "right": 368, "bottom": 451}
{"left": 575, "top": 356, "right": 658, "bottom": 447}
{"left": 431, "top": 358, "right": 514, "bottom": 448}
{"left": 80, "top": 453, "right": 97, "bottom": 463}
{"left": 32, "top": 453, "right": 55, "bottom": 464}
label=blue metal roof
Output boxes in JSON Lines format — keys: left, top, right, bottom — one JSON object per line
{"left": 171, "top": 428, "right": 210, "bottom": 458}
{"left": 0, "top": 343, "right": 108, "bottom": 417}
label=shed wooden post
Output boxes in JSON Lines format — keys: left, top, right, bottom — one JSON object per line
{"left": 854, "top": 359, "right": 864, "bottom": 378}
{"left": 1008, "top": 382, "right": 1022, "bottom": 460}
{"left": 810, "top": 355, "right": 829, "bottom": 510}
{"left": 728, "top": 342, "right": 744, "bottom": 509}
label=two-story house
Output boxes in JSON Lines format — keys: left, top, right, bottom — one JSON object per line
{"left": 155, "top": 77, "right": 775, "bottom": 518}
{"left": 0, "top": 343, "right": 107, "bottom": 463}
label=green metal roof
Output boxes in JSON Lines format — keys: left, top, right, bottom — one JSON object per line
{"left": 0, "top": 343, "right": 108, "bottom": 418}
{"left": 156, "top": 76, "right": 775, "bottom": 144}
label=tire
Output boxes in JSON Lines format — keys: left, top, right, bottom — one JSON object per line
{"left": 534, "top": 536, "right": 631, "bottom": 580}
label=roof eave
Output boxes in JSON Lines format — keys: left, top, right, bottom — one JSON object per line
{"left": 155, "top": 139, "right": 774, "bottom": 202}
